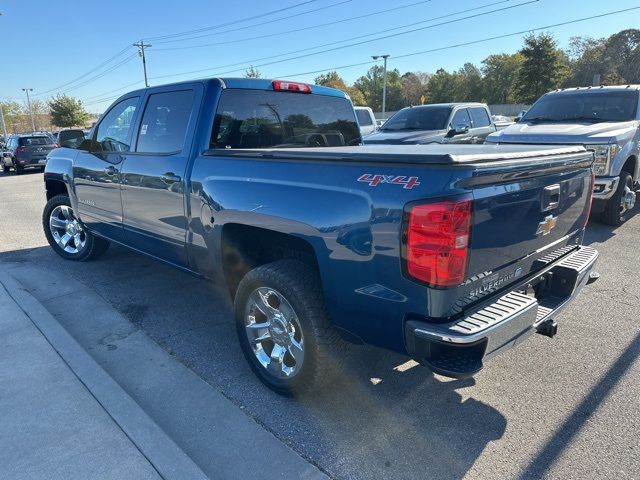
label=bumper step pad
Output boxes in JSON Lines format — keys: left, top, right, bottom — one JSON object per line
{"left": 408, "top": 246, "right": 599, "bottom": 379}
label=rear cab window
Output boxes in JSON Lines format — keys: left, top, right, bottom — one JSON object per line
{"left": 136, "top": 90, "right": 194, "bottom": 153}
{"left": 469, "top": 107, "right": 491, "bottom": 128}
{"left": 19, "top": 136, "right": 52, "bottom": 146}
{"left": 356, "top": 109, "right": 374, "bottom": 126}
{"left": 210, "top": 89, "right": 361, "bottom": 149}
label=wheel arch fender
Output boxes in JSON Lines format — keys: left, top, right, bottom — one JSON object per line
{"left": 44, "top": 149, "right": 79, "bottom": 209}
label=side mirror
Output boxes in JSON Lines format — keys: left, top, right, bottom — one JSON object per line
{"left": 449, "top": 123, "right": 470, "bottom": 136}
{"left": 79, "top": 138, "right": 103, "bottom": 153}
{"left": 58, "top": 129, "right": 86, "bottom": 149}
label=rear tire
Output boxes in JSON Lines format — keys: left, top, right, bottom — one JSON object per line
{"left": 234, "top": 259, "right": 346, "bottom": 395}
{"left": 43, "top": 194, "right": 110, "bottom": 261}
{"left": 600, "top": 171, "right": 634, "bottom": 226}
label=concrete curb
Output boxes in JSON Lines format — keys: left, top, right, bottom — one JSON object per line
{"left": 0, "top": 271, "right": 210, "bottom": 480}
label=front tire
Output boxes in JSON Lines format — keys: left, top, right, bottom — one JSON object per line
{"left": 234, "top": 260, "right": 346, "bottom": 395}
{"left": 42, "top": 194, "right": 110, "bottom": 261}
{"left": 601, "top": 171, "right": 635, "bottom": 226}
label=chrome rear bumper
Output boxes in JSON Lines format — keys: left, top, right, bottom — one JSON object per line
{"left": 405, "top": 246, "right": 599, "bottom": 378}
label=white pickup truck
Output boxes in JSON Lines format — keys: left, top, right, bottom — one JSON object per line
{"left": 487, "top": 85, "right": 640, "bottom": 226}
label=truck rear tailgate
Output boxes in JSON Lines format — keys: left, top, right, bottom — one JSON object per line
{"left": 423, "top": 147, "right": 594, "bottom": 318}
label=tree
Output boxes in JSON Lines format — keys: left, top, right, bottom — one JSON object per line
{"left": 427, "top": 69, "right": 455, "bottom": 103}
{"left": 314, "top": 71, "right": 366, "bottom": 105}
{"left": 400, "top": 72, "right": 428, "bottom": 105}
{"left": 1, "top": 101, "right": 25, "bottom": 133}
{"left": 563, "top": 36, "right": 608, "bottom": 87}
{"left": 244, "top": 66, "right": 262, "bottom": 78}
{"left": 603, "top": 29, "right": 640, "bottom": 83}
{"left": 354, "top": 65, "right": 404, "bottom": 111}
{"left": 482, "top": 53, "right": 524, "bottom": 104}
{"left": 48, "top": 95, "right": 89, "bottom": 128}
{"left": 452, "top": 63, "right": 483, "bottom": 102}
{"left": 515, "top": 33, "right": 569, "bottom": 103}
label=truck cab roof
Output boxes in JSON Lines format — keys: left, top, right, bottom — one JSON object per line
{"left": 123, "top": 77, "right": 348, "bottom": 99}
{"left": 545, "top": 85, "right": 640, "bottom": 95}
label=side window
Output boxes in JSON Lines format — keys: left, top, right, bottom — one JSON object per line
{"left": 450, "top": 108, "right": 471, "bottom": 129}
{"left": 95, "top": 97, "right": 139, "bottom": 152}
{"left": 136, "top": 90, "right": 194, "bottom": 154}
{"left": 356, "top": 109, "right": 374, "bottom": 126}
{"left": 470, "top": 107, "right": 491, "bottom": 128}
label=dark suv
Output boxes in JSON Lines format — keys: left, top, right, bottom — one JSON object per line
{"left": 2, "top": 134, "right": 58, "bottom": 174}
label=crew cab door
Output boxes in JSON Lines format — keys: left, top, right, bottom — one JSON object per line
{"left": 446, "top": 108, "right": 474, "bottom": 144}
{"left": 119, "top": 86, "right": 200, "bottom": 267}
{"left": 73, "top": 96, "right": 140, "bottom": 241}
{"left": 468, "top": 106, "right": 496, "bottom": 143}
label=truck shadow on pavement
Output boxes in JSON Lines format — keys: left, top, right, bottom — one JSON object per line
{"left": 1, "top": 244, "right": 506, "bottom": 480}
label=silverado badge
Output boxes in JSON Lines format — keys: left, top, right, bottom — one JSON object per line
{"left": 536, "top": 215, "right": 557, "bottom": 236}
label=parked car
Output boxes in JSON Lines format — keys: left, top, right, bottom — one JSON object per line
{"left": 486, "top": 85, "right": 640, "bottom": 225}
{"left": 43, "top": 78, "right": 598, "bottom": 395}
{"left": 364, "top": 103, "right": 497, "bottom": 145}
{"left": 492, "top": 114, "right": 514, "bottom": 130}
{"left": 354, "top": 106, "right": 377, "bottom": 136}
{"left": 2, "top": 133, "right": 58, "bottom": 174}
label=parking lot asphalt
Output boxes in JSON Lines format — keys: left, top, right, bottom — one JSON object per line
{"left": 1, "top": 169, "right": 639, "bottom": 480}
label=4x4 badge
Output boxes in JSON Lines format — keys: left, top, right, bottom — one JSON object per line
{"left": 536, "top": 215, "right": 557, "bottom": 236}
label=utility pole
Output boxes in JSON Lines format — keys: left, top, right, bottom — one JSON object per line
{"left": 133, "top": 40, "right": 152, "bottom": 87}
{"left": 0, "top": 105, "right": 7, "bottom": 139}
{"left": 372, "top": 55, "right": 390, "bottom": 119}
{"left": 21, "top": 88, "right": 35, "bottom": 131}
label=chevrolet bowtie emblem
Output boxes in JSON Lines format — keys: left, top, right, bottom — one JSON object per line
{"left": 536, "top": 215, "right": 558, "bottom": 236}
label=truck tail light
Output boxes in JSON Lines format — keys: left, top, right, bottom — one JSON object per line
{"left": 16, "top": 146, "right": 26, "bottom": 155}
{"left": 272, "top": 80, "right": 311, "bottom": 93}
{"left": 405, "top": 198, "right": 472, "bottom": 287}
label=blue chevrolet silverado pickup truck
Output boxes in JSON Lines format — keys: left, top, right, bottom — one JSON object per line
{"left": 42, "top": 78, "right": 599, "bottom": 395}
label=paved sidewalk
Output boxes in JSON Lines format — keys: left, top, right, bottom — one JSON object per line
{"left": 0, "top": 278, "right": 162, "bottom": 480}
{"left": 0, "top": 264, "right": 328, "bottom": 480}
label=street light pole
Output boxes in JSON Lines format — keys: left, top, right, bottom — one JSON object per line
{"left": 372, "top": 54, "right": 390, "bottom": 118}
{"left": 133, "top": 40, "right": 152, "bottom": 87}
{"left": 0, "top": 106, "right": 7, "bottom": 140}
{"left": 22, "top": 88, "right": 35, "bottom": 131}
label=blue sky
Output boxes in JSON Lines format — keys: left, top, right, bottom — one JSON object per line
{"left": 2, "top": 0, "right": 639, "bottom": 112}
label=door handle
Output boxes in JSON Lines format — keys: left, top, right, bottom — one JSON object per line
{"left": 161, "top": 172, "right": 182, "bottom": 184}
{"left": 104, "top": 165, "right": 117, "bottom": 175}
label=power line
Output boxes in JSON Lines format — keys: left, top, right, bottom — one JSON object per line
{"left": 31, "top": 45, "right": 133, "bottom": 98}
{"left": 150, "top": 0, "right": 532, "bottom": 81}
{"left": 50, "top": 54, "right": 137, "bottom": 97}
{"left": 152, "top": 0, "right": 357, "bottom": 47}
{"left": 144, "top": 0, "right": 319, "bottom": 42}
{"left": 153, "top": 0, "right": 434, "bottom": 51}
{"left": 81, "top": 80, "right": 142, "bottom": 102}
{"left": 76, "top": 5, "right": 640, "bottom": 110}
{"left": 15, "top": 3, "right": 323, "bottom": 100}
{"left": 277, "top": 6, "right": 640, "bottom": 79}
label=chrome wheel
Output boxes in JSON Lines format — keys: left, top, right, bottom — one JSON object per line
{"left": 244, "top": 287, "right": 304, "bottom": 379}
{"left": 620, "top": 178, "right": 636, "bottom": 217}
{"left": 49, "top": 205, "right": 86, "bottom": 254}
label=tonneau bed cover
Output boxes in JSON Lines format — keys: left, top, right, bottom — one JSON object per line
{"left": 205, "top": 144, "right": 590, "bottom": 165}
